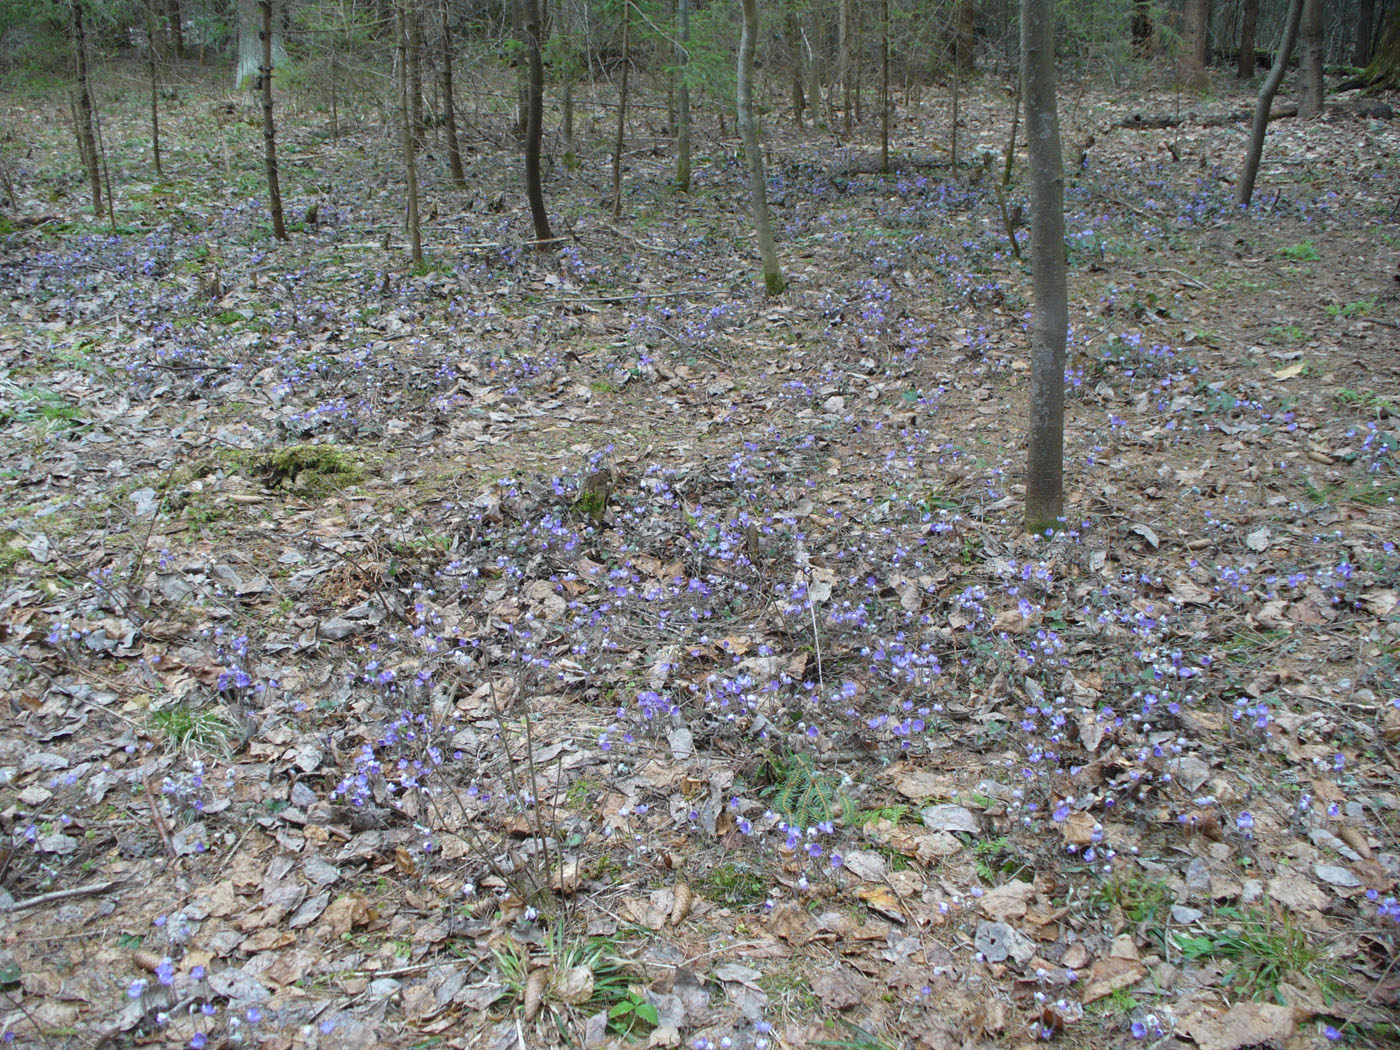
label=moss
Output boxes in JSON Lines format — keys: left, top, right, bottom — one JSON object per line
{"left": 249, "top": 444, "right": 367, "bottom": 494}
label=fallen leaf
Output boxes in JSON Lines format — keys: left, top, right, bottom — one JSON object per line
{"left": 1182, "top": 1003, "right": 1299, "bottom": 1050}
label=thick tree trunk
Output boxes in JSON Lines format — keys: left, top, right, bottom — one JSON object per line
{"left": 1298, "top": 0, "right": 1324, "bottom": 117}
{"left": 737, "top": 0, "right": 784, "bottom": 294}
{"left": 1020, "top": 0, "right": 1067, "bottom": 533}
{"left": 69, "top": 0, "right": 102, "bottom": 215}
{"left": 786, "top": 5, "right": 805, "bottom": 126}
{"left": 439, "top": 0, "right": 466, "bottom": 187}
{"left": 259, "top": 0, "right": 287, "bottom": 239}
{"left": 1354, "top": 0, "right": 1375, "bottom": 66}
{"left": 167, "top": 0, "right": 185, "bottom": 58}
{"left": 1237, "top": 0, "right": 1304, "bottom": 207}
{"left": 521, "top": 0, "right": 553, "bottom": 246}
{"left": 397, "top": 4, "right": 423, "bottom": 264}
{"left": 956, "top": 0, "right": 976, "bottom": 72}
{"left": 1363, "top": 1, "right": 1399, "bottom": 85}
{"left": 1237, "top": 0, "right": 1257, "bottom": 76}
{"left": 1180, "top": 0, "right": 1211, "bottom": 89}
{"left": 676, "top": 0, "right": 692, "bottom": 190}
{"left": 611, "top": 0, "right": 630, "bottom": 216}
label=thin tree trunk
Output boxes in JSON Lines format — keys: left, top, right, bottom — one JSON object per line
{"left": 880, "top": 0, "right": 890, "bottom": 171}
{"left": 738, "top": 0, "right": 784, "bottom": 294}
{"left": 676, "top": 0, "right": 692, "bottom": 189}
{"left": 612, "top": 0, "right": 630, "bottom": 216}
{"left": 408, "top": 4, "right": 426, "bottom": 147}
{"left": 787, "top": 5, "right": 805, "bottom": 126}
{"left": 1237, "top": 0, "right": 1304, "bottom": 207}
{"left": 1237, "top": 0, "right": 1257, "bottom": 76}
{"left": 1021, "top": 0, "right": 1067, "bottom": 533}
{"left": 259, "top": 0, "right": 287, "bottom": 240}
{"left": 1299, "top": 0, "right": 1324, "bottom": 117}
{"left": 803, "top": 11, "right": 823, "bottom": 129}
{"left": 838, "top": 0, "right": 852, "bottom": 133}
{"left": 146, "top": 1, "right": 163, "bottom": 177}
{"left": 951, "top": 0, "right": 961, "bottom": 168}
{"left": 440, "top": 0, "right": 466, "bottom": 187}
{"left": 397, "top": 4, "right": 424, "bottom": 265}
{"left": 1354, "top": 0, "right": 1375, "bottom": 65}
{"left": 69, "top": 0, "right": 102, "bottom": 215}
{"left": 521, "top": 0, "right": 554, "bottom": 245}
{"left": 563, "top": 79, "right": 575, "bottom": 154}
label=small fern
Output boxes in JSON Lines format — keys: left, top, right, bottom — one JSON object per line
{"left": 759, "top": 749, "right": 847, "bottom": 829}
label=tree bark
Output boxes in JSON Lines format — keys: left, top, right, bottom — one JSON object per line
{"left": 1179, "top": 0, "right": 1211, "bottom": 89}
{"left": 1298, "top": 0, "right": 1324, "bottom": 117}
{"left": 838, "top": 0, "right": 852, "bottom": 133}
{"left": 439, "top": 0, "right": 466, "bottom": 187}
{"left": 880, "top": 0, "right": 890, "bottom": 172}
{"left": 407, "top": 3, "right": 426, "bottom": 147}
{"left": 166, "top": 0, "right": 185, "bottom": 58}
{"left": 146, "top": 0, "right": 163, "bottom": 177}
{"left": 738, "top": 0, "right": 784, "bottom": 294}
{"left": 956, "top": 0, "right": 976, "bottom": 72}
{"left": 1362, "top": 1, "right": 1398, "bottom": 85}
{"left": 1354, "top": 0, "right": 1375, "bottom": 66}
{"left": 1020, "top": 0, "right": 1067, "bottom": 533}
{"left": 69, "top": 0, "right": 102, "bottom": 215}
{"left": 1237, "top": 0, "right": 1257, "bottom": 76}
{"left": 397, "top": 3, "right": 424, "bottom": 265}
{"left": 259, "top": 0, "right": 287, "bottom": 239}
{"left": 611, "top": 0, "right": 630, "bottom": 216}
{"left": 676, "top": 0, "right": 692, "bottom": 190}
{"left": 1237, "top": 0, "right": 1304, "bottom": 207}
{"left": 521, "top": 0, "right": 554, "bottom": 246}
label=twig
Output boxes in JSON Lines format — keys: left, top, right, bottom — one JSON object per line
{"left": 3, "top": 879, "right": 119, "bottom": 913}
{"left": 143, "top": 775, "right": 179, "bottom": 860}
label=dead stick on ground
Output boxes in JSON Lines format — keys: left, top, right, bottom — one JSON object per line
{"left": 143, "top": 775, "right": 178, "bottom": 860}
{"left": 4, "top": 879, "right": 120, "bottom": 913}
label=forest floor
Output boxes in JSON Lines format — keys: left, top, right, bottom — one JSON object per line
{"left": 1, "top": 60, "right": 1398, "bottom": 1050}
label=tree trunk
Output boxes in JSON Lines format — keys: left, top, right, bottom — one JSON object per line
{"left": 1020, "top": 0, "right": 1067, "bottom": 534}
{"left": 838, "top": 0, "right": 852, "bottom": 133}
{"left": 1362, "top": 0, "right": 1399, "bottom": 85}
{"left": 397, "top": 4, "right": 424, "bottom": 264}
{"left": 611, "top": 0, "right": 630, "bottom": 216}
{"left": 521, "top": 0, "right": 554, "bottom": 245}
{"left": 880, "top": 0, "right": 890, "bottom": 171}
{"left": 440, "top": 0, "right": 466, "bottom": 187}
{"left": 69, "top": 0, "right": 102, "bottom": 215}
{"left": 1179, "top": 0, "right": 1211, "bottom": 89}
{"left": 1298, "top": 0, "right": 1324, "bottom": 117}
{"left": 408, "top": 4, "right": 426, "bottom": 147}
{"left": 167, "top": 0, "right": 185, "bottom": 58}
{"left": 737, "top": 0, "right": 784, "bottom": 294}
{"left": 786, "top": 5, "right": 805, "bottom": 126}
{"left": 146, "top": 0, "right": 163, "bottom": 176}
{"left": 258, "top": 0, "right": 287, "bottom": 240}
{"left": 956, "top": 0, "right": 976, "bottom": 72}
{"left": 1236, "top": 0, "right": 1304, "bottom": 207}
{"left": 1237, "top": 0, "right": 1257, "bottom": 76}
{"left": 951, "top": 0, "right": 961, "bottom": 167}
{"left": 803, "top": 9, "right": 824, "bottom": 129}
{"left": 676, "top": 0, "right": 692, "bottom": 189}
{"left": 1354, "top": 0, "right": 1375, "bottom": 66}
{"left": 1131, "top": 0, "right": 1154, "bottom": 55}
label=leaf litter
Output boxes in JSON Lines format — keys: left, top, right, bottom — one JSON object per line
{"left": 0, "top": 69, "right": 1397, "bottom": 1050}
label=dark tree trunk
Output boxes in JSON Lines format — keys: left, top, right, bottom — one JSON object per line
{"left": 956, "top": 0, "right": 976, "bottom": 72}
{"left": 439, "top": 0, "right": 466, "bottom": 187}
{"left": 880, "top": 0, "right": 890, "bottom": 171}
{"left": 521, "top": 0, "right": 553, "bottom": 246}
{"left": 408, "top": 3, "right": 425, "bottom": 147}
{"left": 1237, "top": 0, "right": 1304, "bottom": 207}
{"left": 69, "top": 0, "right": 102, "bottom": 215}
{"left": 146, "top": 0, "right": 163, "bottom": 176}
{"left": 738, "top": 0, "right": 784, "bottom": 293}
{"left": 611, "top": 0, "right": 630, "bottom": 216}
{"left": 1021, "top": 0, "right": 1067, "bottom": 533}
{"left": 397, "top": 3, "right": 423, "bottom": 265}
{"left": 259, "top": 0, "right": 287, "bottom": 240}
{"left": 1354, "top": 0, "right": 1375, "bottom": 66}
{"left": 1299, "top": 0, "right": 1324, "bottom": 117}
{"left": 1237, "top": 0, "right": 1257, "bottom": 76}
{"left": 1131, "top": 0, "right": 1154, "bottom": 55}
{"left": 1363, "top": 0, "right": 1399, "bottom": 84}
{"left": 676, "top": 0, "right": 692, "bottom": 189}
{"left": 166, "top": 0, "right": 185, "bottom": 58}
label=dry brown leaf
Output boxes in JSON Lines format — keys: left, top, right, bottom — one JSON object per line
{"left": 1079, "top": 956, "right": 1147, "bottom": 1004}
{"left": 978, "top": 879, "right": 1034, "bottom": 920}
{"left": 1181, "top": 1003, "right": 1300, "bottom": 1050}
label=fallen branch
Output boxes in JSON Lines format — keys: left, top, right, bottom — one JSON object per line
{"left": 1113, "top": 99, "right": 1391, "bottom": 130}
{"left": 3, "top": 879, "right": 120, "bottom": 913}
